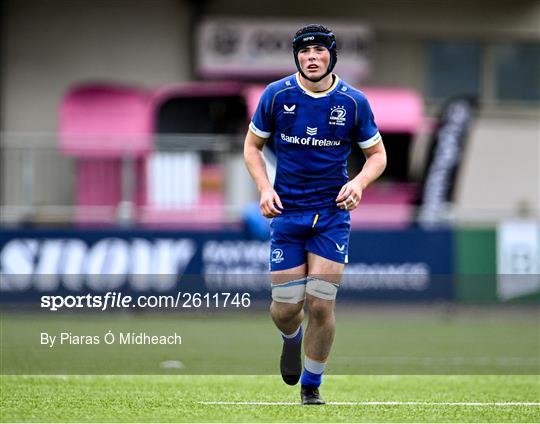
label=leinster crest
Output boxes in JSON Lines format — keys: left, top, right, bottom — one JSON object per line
{"left": 329, "top": 105, "right": 346, "bottom": 126}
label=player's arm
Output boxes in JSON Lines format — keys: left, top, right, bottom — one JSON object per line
{"left": 336, "top": 139, "right": 387, "bottom": 210}
{"left": 243, "top": 129, "right": 283, "bottom": 217}
{"left": 355, "top": 140, "right": 387, "bottom": 191}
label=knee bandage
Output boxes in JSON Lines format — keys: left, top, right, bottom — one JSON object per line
{"left": 271, "top": 278, "right": 306, "bottom": 304}
{"left": 306, "top": 277, "right": 339, "bottom": 300}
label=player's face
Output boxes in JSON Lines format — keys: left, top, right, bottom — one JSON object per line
{"left": 297, "top": 45, "right": 330, "bottom": 80}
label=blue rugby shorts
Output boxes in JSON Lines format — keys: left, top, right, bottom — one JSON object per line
{"left": 269, "top": 209, "right": 351, "bottom": 271}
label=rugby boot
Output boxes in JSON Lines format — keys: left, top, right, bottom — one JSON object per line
{"left": 300, "top": 385, "right": 325, "bottom": 405}
{"left": 280, "top": 337, "right": 302, "bottom": 385}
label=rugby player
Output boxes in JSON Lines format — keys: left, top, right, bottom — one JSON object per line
{"left": 244, "top": 24, "right": 387, "bottom": 404}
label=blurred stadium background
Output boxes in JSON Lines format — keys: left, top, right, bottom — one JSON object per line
{"left": 0, "top": 0, "right": 539, "bottom": 375}
{"left": 1, "top": 1, "right": 539, "bottom": 422}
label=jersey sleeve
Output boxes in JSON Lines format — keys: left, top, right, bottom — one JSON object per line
{"left": 249, "top": 87, "right": 274, "bottom": 139}
{"left": 357, "top": 96, "right": 382, "bottom": 149}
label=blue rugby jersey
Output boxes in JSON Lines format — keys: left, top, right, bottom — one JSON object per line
{"left": 249, "top": 73, "right": 381, "bottom": 213}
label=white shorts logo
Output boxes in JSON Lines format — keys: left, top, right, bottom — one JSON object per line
{"left": 271, "top": 248, "right": 284, "bottom": 263}
{"left": 335, "top": 243, "right": 346, "bottom": 254}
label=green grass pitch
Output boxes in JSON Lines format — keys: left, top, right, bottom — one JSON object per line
{"left": 1, "top": 375, "right": 539, "bottom": 422}
{"left": 1, "top": 308, "right": 539, "bottom": 422}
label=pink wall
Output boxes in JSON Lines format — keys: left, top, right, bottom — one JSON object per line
{"left": 60, "top": 81, "right": 424, "bottom": 226}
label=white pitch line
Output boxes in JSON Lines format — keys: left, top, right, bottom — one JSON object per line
{"left": 199, "top": 401, "right": 540, "bottom": 407}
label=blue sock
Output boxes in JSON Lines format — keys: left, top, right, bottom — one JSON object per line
{"left": 300, "top": 357, "right": 326, "bottom": 387}
{"left": 301, "top": 369, "right": 322, "bottom": 387}
{"left": 281, "top": 325, "right": 302, "bottom": 345}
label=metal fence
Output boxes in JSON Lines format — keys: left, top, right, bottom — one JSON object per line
{"left": 0, "top": 133, "right": 256, "bottom": 227}
{"left": 1, "top": 133, "right": 536, "bottom": 228}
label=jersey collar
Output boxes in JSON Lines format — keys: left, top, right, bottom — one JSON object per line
{"left": 295, "top": 73, "right": 340, "bottom": 98}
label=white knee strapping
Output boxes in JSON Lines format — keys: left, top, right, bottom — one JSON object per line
{"left": 305, "top": 278, "right": 339, "bottom": 300}
{"left": 271, "top": 278, "right": 306, "bottom": 304}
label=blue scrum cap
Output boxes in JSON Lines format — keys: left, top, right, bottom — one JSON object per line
{"left": 292, "top": 24, "right": 337, "bottom": 82}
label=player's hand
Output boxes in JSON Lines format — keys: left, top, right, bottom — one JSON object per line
{"left": 336, "top": 180, "right": 363, "bottom": 211}
{"left": 259, "top": 188, "right": 283, "bottom": 218}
